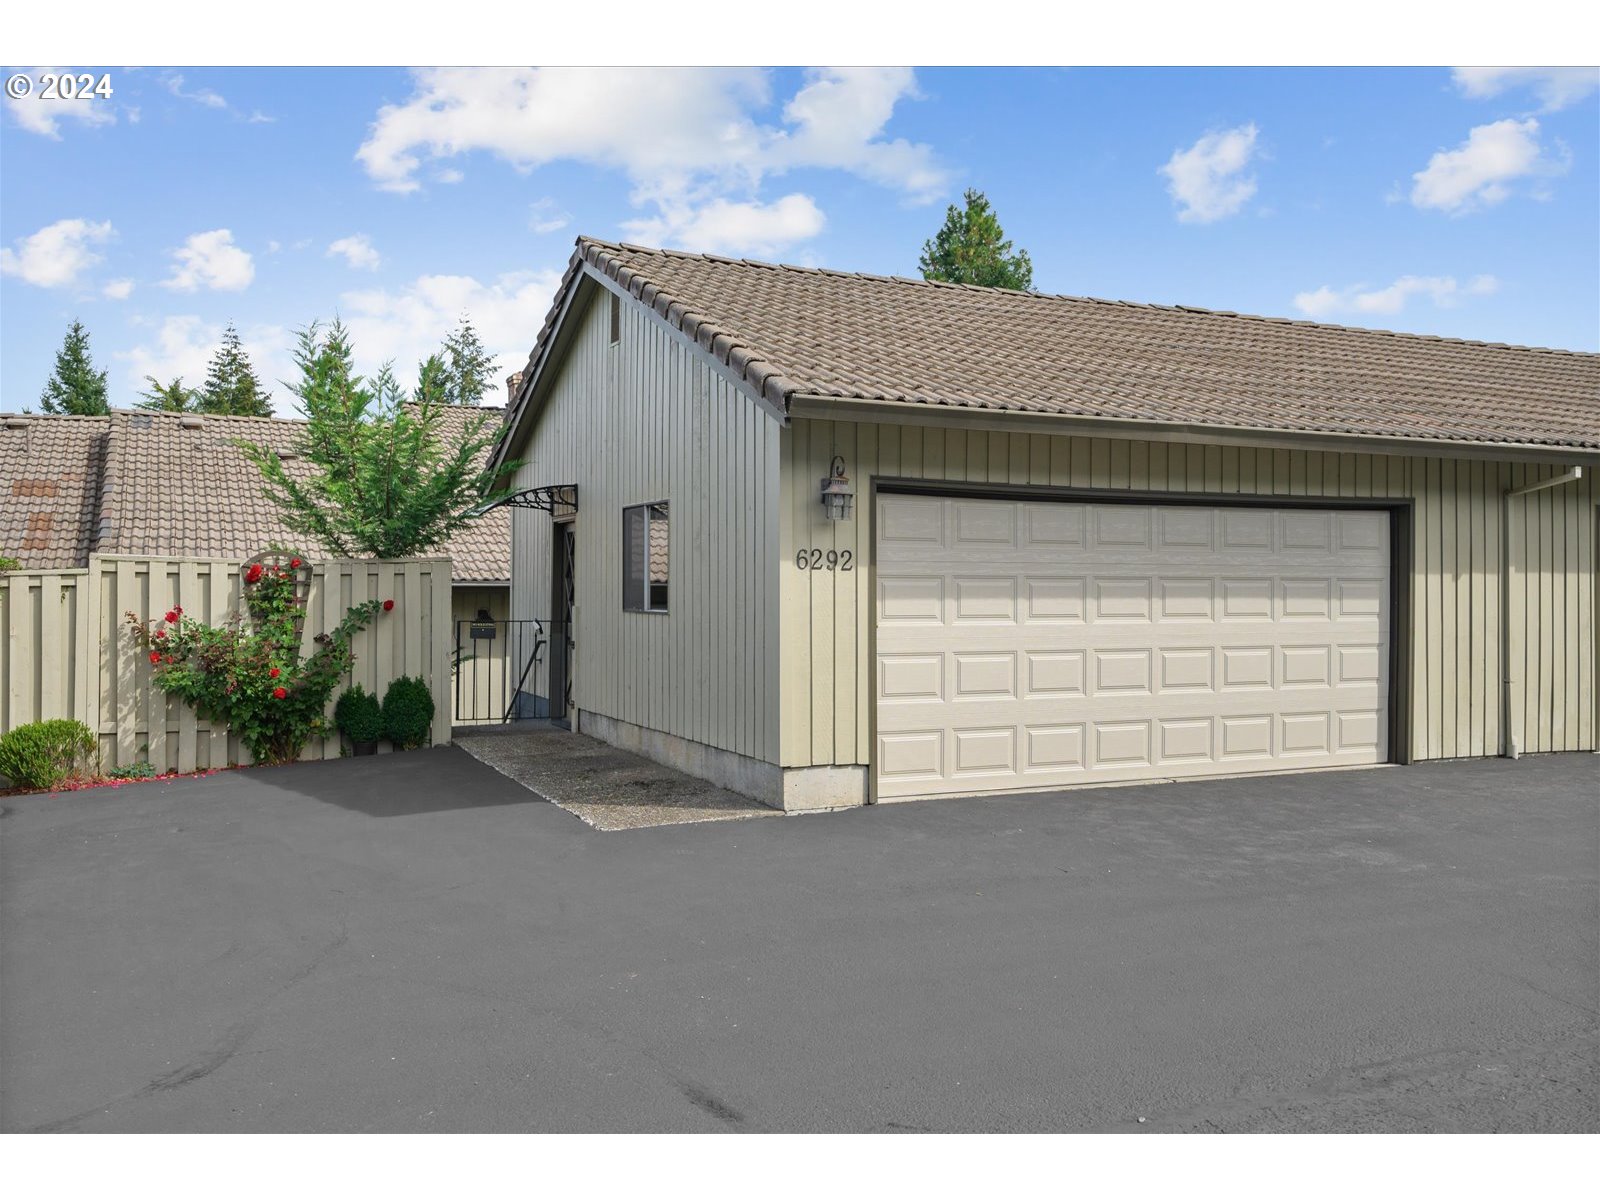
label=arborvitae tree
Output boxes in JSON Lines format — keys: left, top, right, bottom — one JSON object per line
{"left": 39, "top": 321, "right": 110, "bottom": 415}
{"left": 439, "top": 316, "right": 492, "bottom": 405}
{"left": 199, "top": 323, "right": 273, "bottom": 417}
{"left": 241, "top": 320, "right": 517, "bottom": 559}
{"left": 138, "top": 375, "right": 201, "bottom": 412}
{"left": 918, "top": 189, "right": 1034, "bottom": 291}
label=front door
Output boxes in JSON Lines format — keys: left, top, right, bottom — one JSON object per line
{"left": 550, "top": 520, "right": 576, "bottom": 722}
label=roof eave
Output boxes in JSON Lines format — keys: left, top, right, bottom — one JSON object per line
{"left": 787, "top": 394, "right": 1600, "bottom": 468}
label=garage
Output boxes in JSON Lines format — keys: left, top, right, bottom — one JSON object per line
{"left": 874, "top": 492, "right": 1396, "bottom": 800}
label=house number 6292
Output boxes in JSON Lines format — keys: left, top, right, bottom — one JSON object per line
{"left": 796, "top": 548, "right": 853, "bottom": 571}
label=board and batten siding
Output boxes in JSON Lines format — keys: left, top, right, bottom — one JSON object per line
{"left": 510, "top": 284, "right": 784, "bottom": 765}
{"left": 779, "top": 418, "right": 1598, "bottom": 769}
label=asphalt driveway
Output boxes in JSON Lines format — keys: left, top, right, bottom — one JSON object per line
{"left": 1, "top": 749, "right": 1595, "bottom": 1132}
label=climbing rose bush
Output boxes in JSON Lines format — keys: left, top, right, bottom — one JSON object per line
{"left": 126, "top": 551, "right": 391, "bottom": 766}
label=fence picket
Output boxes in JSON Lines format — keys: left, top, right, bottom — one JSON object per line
{"left": 1, "top": 556, "right": 453, "bottom": 776}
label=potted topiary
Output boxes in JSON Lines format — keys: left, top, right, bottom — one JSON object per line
{"left": 380, "top": 675, "right": 435, "bottom": 751}
{"left": 334, "top": 683, "right": 383, "bottom": 756}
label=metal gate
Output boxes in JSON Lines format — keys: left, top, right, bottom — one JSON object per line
{"left": 452, "top": 618, "right": 570, "bottom": 725}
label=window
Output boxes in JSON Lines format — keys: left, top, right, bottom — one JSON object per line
{"left": 609, "top": 293, "right": 621, "bottom": 344}
{"left": 623, "top": 502, "right": 669, "bottom": 612}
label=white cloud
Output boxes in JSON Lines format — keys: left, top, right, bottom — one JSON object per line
{"left": 355, "top": 67, "right": 946, "bottom": 255}
{"left": 0, "top": 217, "right": 114, "bottom": 287}
{"left": 623, "top": 194, "right": 825, "bottom": 257}
{"left": 102, "top": 277, "right": 134, "bottom": 300}
{"left": 163, "top": 72, "right": 227, "bottom": 109}
{"left": 327, "top": 234, "right": 382, "bottom": 271}
{"left": 119, "top": 316, "right": 297, "bottom": 412}
{"left": 1452, "top": 67, "right": 1599, "bottom": 112}
{"left": 4, "top": 67, "right": 117, "bottom": 138}
{"left": 1159, "top": 123, "right": 1260, "bottom": 223}
{"left": 1293, "top": 274, "right": 1499, "bottom": 320}
{"left": 160, "top": 71, "right": 275, "bottom": 124}
{"left": 529, "top": 197, "right": 571, "bottom": 235}
{"left": 1409, "top": 118, "right": 1565, "bottom": 213}
{"left": 335, "top": 269, "right": 566, "bottom": 397}
{"left": 162, "top": 229, "right": 255, "bottom": 292}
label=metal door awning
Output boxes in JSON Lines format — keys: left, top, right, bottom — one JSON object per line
{"left": 469, "top": 484, "right": 578, "bottom": 516}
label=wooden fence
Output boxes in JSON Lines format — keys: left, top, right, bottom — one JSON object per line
{"left": 1, "top": 555, "right": 453, "bottom": 773}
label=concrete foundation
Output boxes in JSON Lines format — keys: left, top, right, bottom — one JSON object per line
{"left": 574, "top": 709, "right": 868, "bottom": 812}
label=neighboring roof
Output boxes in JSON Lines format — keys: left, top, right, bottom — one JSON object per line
{"left": 100, "top": 410, "right": 310, "bottom": 561}
{"left": 0, "top": 408, "right": 510, "bottom": 582}
{"left": 505, "top": 237, "right": 1599, "bottom": 456}
{"left": 0, "top": 414, "right": 109, "bottom": 570}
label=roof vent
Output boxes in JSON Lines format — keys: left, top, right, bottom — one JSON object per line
{"left": 3, "top": 416, "right": 29, "bottom": 429}
{"left": 278, "top": 449, "right": 298, "bottom": 461}
{"left": 178, "top": 414, "right": 205, "bottom": 429}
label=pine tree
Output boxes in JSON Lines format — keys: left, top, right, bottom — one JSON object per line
{"left": 39, "top": 321, "right": 110, "bottom": 415}
{"left": 199, "top": 323, "right": 273, "bottom": 417}
{"left": 918, "top": 189, "right": 1034, "bottom": 291}
{"left": 439, "top": 316, "right": 493, "bottom": 405}
{"left": 138, "top": 375, "right": 201, "bottom": 412}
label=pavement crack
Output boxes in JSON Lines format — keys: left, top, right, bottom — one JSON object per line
{"left": 675, "top": 1080, "right": 747, "bottom": 1127}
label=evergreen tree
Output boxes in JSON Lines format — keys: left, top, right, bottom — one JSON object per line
{"left": 138, "top": 375, "right": 201, "bottom": 412}
{"left": 199, "top": 323, "right": 273, "bottom": 417}
{"left": 918, "top": 189, "right": 1034, "bottom": 291}
{"left": 39, "top": 321, "right": 110, "bottom": 415}
{"left": 242, "top": 320, "right": 517, "bottom": 559}
{"left": 439, "top": 316, "right": 493, "bottom": 405}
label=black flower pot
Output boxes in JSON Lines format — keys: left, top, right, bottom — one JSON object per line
{"left": 351, "top": 739, "right": 378, "bottom": 757}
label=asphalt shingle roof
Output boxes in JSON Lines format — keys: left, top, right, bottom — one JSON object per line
{"left": 518, "top": 237, "right": 1600, "bottom": 453}
{"left": 0, "top": 408, "right": 510, "bottom": 580}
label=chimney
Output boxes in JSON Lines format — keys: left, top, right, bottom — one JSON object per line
{"left": 505, "top": 370, "right": 524, "bottom": 409}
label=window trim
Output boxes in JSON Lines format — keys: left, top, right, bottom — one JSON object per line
{"left": 622, "top": 500, "right": 670, "bottom": 614}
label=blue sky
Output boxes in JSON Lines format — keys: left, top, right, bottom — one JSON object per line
{"left": 3, "top": 65, "right": 1596, "bottom": 415}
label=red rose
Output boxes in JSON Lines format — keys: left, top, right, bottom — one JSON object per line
{"left": 173, "top": 605, "right": 182, "bottom": 615}
{"left": 272, "top": 686, "right": 287, "bottom": 700}
{"left": 245, "top": 563, "right": 263, "bottom": 584}
{"left": 165, "top": 655, "right": 174, "bottom": 664}
{"left": 149, "top": 651, "right": 162, "bottom": 664}
{"left": 290, "top": 557, "right": 302, "bottom": 568}
{"left": 164, "top": 610, "right": 178, "bottom": 623}
{"left": 269, "top": 667, "right": 280, "bottom": 679}
{"left": 382, "top": 599, "right": 395, "bottom": 612}
{"left": 155, "top": 629, "right": 167, "bottom": 639}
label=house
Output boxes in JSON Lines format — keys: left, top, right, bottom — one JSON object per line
{"left": 1, "top": 406, "right": 512, "bottom": 723}
{"left": 489, "top": 237, "right": 1599, "bottom": 812}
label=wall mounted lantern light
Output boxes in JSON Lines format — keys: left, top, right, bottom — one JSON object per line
{"left": 821, "top": 455, "right": 854, "bottom": 521}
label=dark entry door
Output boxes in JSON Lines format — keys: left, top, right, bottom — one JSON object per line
{"left": 550, "top": 521, "right": 576, "bottom": 722}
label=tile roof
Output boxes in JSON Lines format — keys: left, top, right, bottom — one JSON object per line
{"left": 0, "top": 408, "right": 510, "bottom": 581}
{"left": 513, "top": 237, "right": 1600, "bottom": 453}
{"left": 0, "top": 414, "right": 109, "bottom": 570}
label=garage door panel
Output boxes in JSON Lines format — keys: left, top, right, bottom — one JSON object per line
{"left": 953, "top": 652, "right": 1017, "bottom": 700}
{"left": 875, "top": 496, "right": 1390, "bottom": 800}
{"left": 953, "top": 577, "right": 1018, "bottom": 623}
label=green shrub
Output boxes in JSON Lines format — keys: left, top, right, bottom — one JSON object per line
{"left": 0, "top": 554, "right": 21, "bottom": 573}
{"left": 334, "top": 683, "right": 383, "bottom": 743}
{"left": 108, "top": 761, "right": 158, "bottom": 780}
{"left": 380, "top": 675, "right": 435, "bottom": 749}
{"left": 0, "top": 719, "right": 98, "bottom": 790}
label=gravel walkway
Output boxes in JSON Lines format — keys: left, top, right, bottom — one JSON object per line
{"left": 454, "top": 724, "right": 779, "bottom": 830}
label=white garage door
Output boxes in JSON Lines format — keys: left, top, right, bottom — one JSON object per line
{"left": 874, "top": 495, "right": 1391, "bottom": 800}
